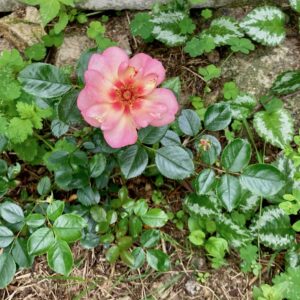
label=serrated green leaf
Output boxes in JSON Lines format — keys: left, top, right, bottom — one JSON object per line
{"left": 0, "top": 202, "right": 24, "bottom": 224}
{"left": 27, "top": 227, "right": 55, "bottom": 255}
{"left": 47, "top": 240, "right": 73, "bottom": 276}
{"left": 0, "top": 226, "right": 14, "bottom": 248}
{"left": 146, "top": 249, "right": 170, "bottom": 271}
{"left": 118, "top": 145, "right": 148, "bottom": 179}
{"left": 240, "top": 164, "right": 285, "bottom": 197}
{"left": 18, "top": 63, "right": 72, "bottom": 98}
{"left": 204, "top": 103, "right": 232, "bottom": 131}
{"left": 130, "top": 12, "right": 154, "bottom": 40}
{"left": 221, "top": 139, "right": 251, "bottom": 172}
{"left": 138, "top": 126, "right": 168, "bottom": 145}
{"left": 240, "top": 6, "right": 286, "bottom": 46}
{"left": 53, "top": 214, "right": 86, "bottom": 243}
{"left": 0, "top": 253, "right": 16, "bottom": 289}
{"left": 254, "top": 109, "right": 294, "bottom": 149}
{"left": 194, "top": 169, "right": 215, "bottom": 195}
{"left": 217, "top": 174, "right": 242, "bottom": 212}
{"left": 178, "top": 109, "right": 201, "bottom": 136}
{"left": 155, "top": 146, "right": 194, "bottom": 180}
{"left": 141, "top": 208, "right": 168, "bottom": 228}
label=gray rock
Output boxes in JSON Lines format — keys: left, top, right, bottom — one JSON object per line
{"left": 223, "top": 37, "right": 300, "bottom": 124}
{"left": 0, "top": 0, "right": 289, "bottom": 12}
{"left": 0, "top": 38, "right": 13, "bottom": 53}
{"left": 184, "top": 279, "right": 202, "bottom": 296}
{"left": 55, "top": 35, "right": 96, "bottom": 67}
{"left": 0, "top": 7, "right": 45, "bottom": 51}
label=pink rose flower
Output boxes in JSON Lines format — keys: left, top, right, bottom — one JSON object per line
{"left": 77, "top": 47, "right": 179, "bottom": 148}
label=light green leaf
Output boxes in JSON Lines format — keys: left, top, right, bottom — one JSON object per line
{"left": 240, "top": 6, "right": 286, "bottom": 46}
{"left": 47, "top": 240, "right": 73, "bottom": 276}
{"left": 146, "top": 249, "right": 170, "bottom": 271}
{"left": 141, "top": 208, "right": 168, "bottom": 228}
{"left": 254, "top": 109, "right": 294, "bottom": 149}
{"left": 27, "top": 227, "right": 55, "bottom": 255}
{"left": 40, "top": 0, "right": 61, "bottom": 26}
{"left": 53, "top": 214, "right": 87, "bottom": 243}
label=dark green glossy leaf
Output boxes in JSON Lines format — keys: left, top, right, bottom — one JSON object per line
{"left": 37, "top": 176, "right": 51, "bottom": 196}
{"left": 0, "top": 201, "right": 24, "bottom": 224}
{"left": 146, "top": 249, "right": 170, "bottom": 272}
{"left": 138, "top": 126, "right": 168, "bottom": 144}
{"left": 118, "top": 145, "right": 148, "bottom": 179}
{"left": 140, "top": 229, "right": 160, "bottom": 248}
{"left": 194, "top": 169, "right": 215, "bottom": 195}
{"left": 204, "top": 103, "right": 232, "bottom": 131}
{"left": 178, "top": 109, "right": 201, "bottom": 136}
{"left": 141, "top": 208, "right": 168, "bottom": 228}
{"left": 221, "top": 139, "right": 251, "bottom": 172}
{"left": 27, "top": 227, "right": 55, "bottom": 255}
{"left": 18, "top": 63, "right": 72, "bottom": 98}
{"left": 0, "top": 253, "right": 16, "bottom": 288}
{"left": 0, "top": 226, "right": 14, "bottom": 248}
{"left": 155, "top": 146, "right": 194, "bottom": 180}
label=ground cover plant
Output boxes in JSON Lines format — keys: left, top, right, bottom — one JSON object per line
{"left": 0, "top": 0, "right": 300, "bottom": 298}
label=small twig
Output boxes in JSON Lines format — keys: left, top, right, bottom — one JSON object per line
{"left": 182, "top": 66, "right": 208, "bottom": 83}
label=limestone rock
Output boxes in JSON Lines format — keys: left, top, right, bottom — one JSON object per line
{"left": 0, "top": 0, "right": 20, "bottom": 12}
{"left": 0, "top": 7, "right": 45, "bottom": 51}
{"left": 0, "top": 37, "right": 13, "bottom": 53}
{"left": 223, "top": 38, "right": 300, "bottom": 124}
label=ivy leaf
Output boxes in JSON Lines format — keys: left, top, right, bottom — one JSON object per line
{"left": 240, "top": 6, "right": 286, "bottom": 46}
{"left": 253, "top": 109, "right": 294, "bottom": 149}
{"left": 250, "top": 206, "right": 294, "bottom": 250}
{"left": 47, "top": 240, "right": 73, "bottom": 276}
{"left": 184, "top": 36, "right": 215, "bottom": 57}
{"left": 271, "top": 70, "right": 300, "bottom": 96}
{"left": 130, "top": 12, "right": 154, "bottom": 40}
{"left": 240, "top": 164, "right": 285, "bottom": 197}
{"left": 227, "top": 37, "right": 255, "bottom": 54}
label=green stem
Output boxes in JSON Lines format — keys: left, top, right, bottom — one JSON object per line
{"left": 242, "top": 119, "right": 262, "bottom": 163}
{"left": 34, "top": 133, "right": 54, "bottom": 151}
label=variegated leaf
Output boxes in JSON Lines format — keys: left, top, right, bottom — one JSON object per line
{"left": 250, "top": 206, "right": 294, "bottom": 250}
{"left": 253, "top": 109, "right": 294, "bottom": 149}
{"left": 238, "top": 190, "right": 260, "bottom": 214}
{"left": 289, "top": 0, "right": 300, "bottom": 12}
{"left": 216, "top": 214, "right": 251, "bottom": 248}
{"left": 271, "top": 70, "right": 300, "bottom": 95}
{"left": 240, "top": 6, "right": 286, "bottom": 46}
{"left": 201, "top": 17, "right": 243, "bottom": 46}
{"left": 151, "top": 11, "right": 187, "bottom": 46}
{"left": 227, "top": 94, "right": 257, "bottom": 120}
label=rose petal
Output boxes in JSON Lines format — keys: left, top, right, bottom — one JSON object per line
{"left": 88, "top": 47, "right": 129, "bottom": 81}
{"left": 129, "top": 53, "right": 166, "bottom": 85}
{"left": 83, "top": 102, "right": 124, "bottom": 130}
{"left": 131, "top": 88, "right": 179, "bottom": 128}
{"left": 103, "top": 113, "right": 137, "bottom": 148}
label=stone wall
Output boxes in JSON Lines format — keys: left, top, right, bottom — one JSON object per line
{"left": 0, "top": 0, "right": 289, "bottom": 12}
